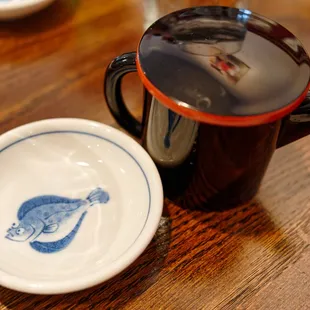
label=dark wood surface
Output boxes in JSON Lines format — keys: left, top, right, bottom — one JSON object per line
{"left": 1, "top": 0, "right": 310, "bottom": 309}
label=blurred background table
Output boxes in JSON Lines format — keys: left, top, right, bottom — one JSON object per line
{"left": 0, "top": 0, "right": 310, "bottom": 142}
{"left": 1, "top": 0, "right": 310, "bottom": 309}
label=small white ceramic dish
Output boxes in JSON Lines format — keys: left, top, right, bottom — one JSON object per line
{"left": 0, "top": 118, "right": 163, "bottom": 294}
{"left": 0, "top": 0, "right": 55, "bottom": 20}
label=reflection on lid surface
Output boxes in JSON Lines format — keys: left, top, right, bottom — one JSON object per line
{"left": 138, "top": 6, "right": 310, "bottom": 118}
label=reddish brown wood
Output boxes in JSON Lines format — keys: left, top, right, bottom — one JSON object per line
{"left": 1, "top": 0, "right": 310, "bottom": 309}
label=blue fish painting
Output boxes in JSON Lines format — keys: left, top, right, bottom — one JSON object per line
{"left": 5, "top": 188, "right": 110, "bottom": 254}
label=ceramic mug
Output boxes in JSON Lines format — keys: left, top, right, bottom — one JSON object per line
{"left": 104, "top": 6, "right": 310, "bottom": 209}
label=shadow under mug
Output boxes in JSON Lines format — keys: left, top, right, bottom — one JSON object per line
{"left": 104, "top": 51, "right": 310, "bottom": 210}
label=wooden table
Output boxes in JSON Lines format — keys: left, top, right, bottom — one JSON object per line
{"left": 1, "top": 0, "right": 310, "bottom": 309}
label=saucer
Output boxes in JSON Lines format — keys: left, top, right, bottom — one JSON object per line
{"left": 0, "top": 118, "right": 163, "bottom": 294}
{"left": 0, "top": 0, "right": 55, "bottom": 20}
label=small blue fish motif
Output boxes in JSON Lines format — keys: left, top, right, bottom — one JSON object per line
{"left": 5, "top": 188, "right": 110, "bottom": 254}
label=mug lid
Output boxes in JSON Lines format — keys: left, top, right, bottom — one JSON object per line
{"left": 137, "top": 6, "right": 310, "bottom": 126}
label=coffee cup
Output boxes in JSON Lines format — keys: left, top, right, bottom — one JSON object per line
{"left": 104, "top": 6, "right": 310, "bottom": 209}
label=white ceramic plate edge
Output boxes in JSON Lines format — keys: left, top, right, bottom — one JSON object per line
{"left": 0, "top": 118, "right": 164, "bottom": 294}
{"left": 0, "top": 0, "right": 55, "bottom": 20}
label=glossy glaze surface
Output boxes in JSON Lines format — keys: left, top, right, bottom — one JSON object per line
{"left": 0, "top": 119, "right": 163, "bottom": 294}
{"left": 138, "top": 6, "right": 310, "bottom": 123}
{"left": 141, "top": 91, "right": 281, "bottom": 207}
{"left": 105, "top": 7, "right": 310, "bottom": 208}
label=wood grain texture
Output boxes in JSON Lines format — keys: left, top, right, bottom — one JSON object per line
{"left": 1, "top": 135, "right": 310, "bottom": 309}
{"left": 1, "top": 0, "right": 310, "bottom": 309}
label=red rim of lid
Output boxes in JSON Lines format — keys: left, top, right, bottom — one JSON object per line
{"left": 136, "top": 51, "right": 310, "bottom": 127}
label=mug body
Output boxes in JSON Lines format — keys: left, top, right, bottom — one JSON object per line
{"left": 141, "top": 90, "right": 281, "bottom": 209}
{"left": 104, "top": 6, "right": 310, "bottom": 210}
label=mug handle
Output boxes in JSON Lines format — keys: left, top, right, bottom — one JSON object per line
{"left": 290, "top": 91, "right": 310, "bottom": 123}
{"left": 278, "top": 90, "right": 310, "bottom": 147}
{"left": 104, "top": 52, "right": 142, "bottom": 138}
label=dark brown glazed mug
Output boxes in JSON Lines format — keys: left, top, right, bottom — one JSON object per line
{"left": 104, "top": 6, "right": 310, "bottom": 209}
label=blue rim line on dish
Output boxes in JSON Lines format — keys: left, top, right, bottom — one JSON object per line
{"left": 0, "top": 130, "right": 151, "bottom": 260}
